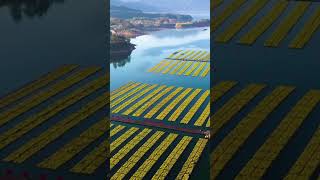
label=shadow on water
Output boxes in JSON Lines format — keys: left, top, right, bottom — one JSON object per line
{"left": 0, "top": 0, "right": 65, "bottom": 22}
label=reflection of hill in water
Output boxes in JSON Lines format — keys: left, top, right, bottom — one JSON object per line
{"left": 153, "top": 28, "right": 209, "bottom": 39}
{"left": 0, "top": 0, "right": 65, "bottom": 22}
{"left": 110, "top": 56, "right": 131, "bottom": 68}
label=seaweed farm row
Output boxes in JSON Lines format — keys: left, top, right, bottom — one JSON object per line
{"left": 0, "top": 65, "right": 109, "bottom": 178}
{"left": 109, "top": 123, "right": 208, "bottom": 179}
{"left": 165, "top": 50, "right": 210, "bottom": 62}
{"left": 209, "top": 82, "right": 320, "bottom": 179}
{"left": 148, "top": 59, "right": 210, "bottom": 77}
{"left": 148, "top": 49, "right": 210, "bottom": 77}
{"left": 111, "top": 81, "right": 236, "bottom": 128}
{"left": 212, "top": 0, "right": 320, "bottom": 48}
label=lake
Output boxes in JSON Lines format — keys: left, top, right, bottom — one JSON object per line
{"left": 0, "top": 0, "right": 106, "bottom": 179}
{"left": 110, "top": 27, "right": 210, "bottom": 91}
{"left": 110, "top": 27, "right": 210, "bottom": 179}
{"left": 0, "top": 0, "right": 106, "bottom": 96}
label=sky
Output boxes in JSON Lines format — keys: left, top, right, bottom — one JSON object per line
{"left": 111, "top": 0, "right": 210, "bottom": 13}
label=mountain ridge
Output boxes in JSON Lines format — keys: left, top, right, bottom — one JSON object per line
{"left": 110, "top": 0, "right": 209, "bottom": 12}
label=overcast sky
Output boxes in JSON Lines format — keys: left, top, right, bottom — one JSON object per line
{"left": 111, "top": 0, "right": 209, "bottom": 12}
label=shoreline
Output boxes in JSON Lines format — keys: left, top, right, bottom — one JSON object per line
{"left": 110, "top": 26, "right": 209, "bottom": 62}
{"left": 129, "top": 25, "right": 210, "bottom": 39}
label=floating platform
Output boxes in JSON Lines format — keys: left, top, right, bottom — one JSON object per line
{"left": 0, "top": 65, "right": 109, "bottom": 178}
{"left": 148, "top": 50, "right": 210, "bottom": 77}
{"left": 111, "top": 82, "right": 220, "bottom": 128}
{"left": 109, "top": 123, "right": 208, "bottom": 179}
{"left": 210, "top": 82, "right": 320, "bottom": 180}
{"left": 212, "top": 0, "right": 320, "bottom": 48}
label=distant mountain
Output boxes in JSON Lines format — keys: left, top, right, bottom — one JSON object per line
{"left": 110, "top": 0, "right": 209, "bottom": 12}
{"left": 111, "top": 0, "right": 159, "bottom": 12}
{"left": 110, "top": 5, "right": 193, "bottom": 21}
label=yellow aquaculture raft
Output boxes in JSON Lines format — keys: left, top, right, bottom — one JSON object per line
{"left": 148, "top": 49, "right": 210, "bottom": 77}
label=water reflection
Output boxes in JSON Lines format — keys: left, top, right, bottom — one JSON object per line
{"left": 110, "top": 56, "right": 131, "bottom": 68}
{"left": 0, "top": 0, "right": 65, "bottom": 22}
{"left": 131, "top": 28, "right": 210, "bottom": 52}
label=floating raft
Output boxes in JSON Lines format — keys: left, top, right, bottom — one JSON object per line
{"left": 111, "top": 82, "right": 229, "bottom": 128}
{"left": 0, "top": 65, "right": 109, "bottom": 177}
{"left": 212, "top": 0, "right": 320, "bottom": 48}
{"left": 210, "top": 82, "right": 320, "bottom": 180}
{"left": 148, "top": 50, "right": 210, "bottom": 77}
{"left": 109, "top": 123, "right": 208, "bottom": 179}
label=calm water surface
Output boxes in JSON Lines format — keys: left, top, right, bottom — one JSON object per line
{"left": 110, "top": 27, "right": 210, "bottom": 91}
{"left": 212, "top": 1, "right": 320, "bottom": 179}
{"left": 0, "top": 0, "right": 106, "bottom": 179}
{"left": 0, "top": 0, "right": 106, "bottom": 96}
{"left": 110, "top": 27, "right": 210, "bottom": 179}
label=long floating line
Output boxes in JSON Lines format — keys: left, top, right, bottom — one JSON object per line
{"left": 210, "top": 86, "right": 295, "bottom": 179}
{"left": 238, "top": 1, "right": 289, "bottom": 45}
{"left": 111, "top": 82, "right": 134, "bottom": 96}
{"left": 130, "top": 133, "right": 178, "bottom": 179}
{"left": 185, "top": 62, "right": 200, "bottom": 76}
{"left": 144, "top": 87, "right": 183, "bottom": 119}
{"left": 0, "top": 76, "right": 107, "bottom": 150}
{"left": 112, "top": 84, "right": 158, "bottom": 113}
{"left": 264, "top": 2, "right": 311, "bottom": 47}
{"left": 181, "top": 90, "right": 210, "bottom": 124}
{"left": 212, "top": 0, "right": 248, "bottom": 31}
{"left": 0, "top": 67, "right": 100, "bottom": 127}
{"left": 283, "top": 125, "right": 320, "bottom": 180}
{"left": 111, "top": 125, "right": 126, "bottom": 137}
{"left": 111, "top": 84, "right": 149, "bottom": 108}
{"left": 177, "top": 61, "right": 194, "bottom": 75}
{"left": 3, "top": 92, "right": 110, "bottom": 164}
{"left": 152, "top": 136, "right": 193, "bottom": 179}
{"left": 211, "top": 81, "right": 237, "bottom": 102}
{"left": 111, "top": 131, "right": 164, "bottom": 179}
{"left": 110, "top": 128, "right": 152, "bottom": 169}
{"left": 212, "top": 0, "right": 223, "bottom": 10}
{"left": 188, "top": 51, "right": 203, "bottom": 60}
{"left": 170, "top": 61, "right": 187, "bottom": 75}
{"left": 289, "top": 6, "right": 320, "bottom": 49}
{"left": 122, "top": 85, "right": 166, "bottom": 116}
{"left": 176, "top": 138, "right": 208, "bottom": 179}
{"left": 110, "top": 127, "right": 139, "bottom": 153}
{"left": 0, "top": 65, "right": 78, "bottom": 109}
{"left": 193, "top": 51, "right": 208, "bottom": 61}
{"left": 156, "top": 88, "right": 192, "bottom": 120}
{"left": 70, "top": 138, "right": 109, "bottom": 174}
{"left": 201, "top": 64, "right": 210, "bottom": 77}
{"left": 193, "top": 62, "right": 207, "bottom": 76}
{"left": 162, "top": 60, "right": 180, "bottom": 74}
{"left": 132, "top": 86, "right": 174, "bottom": 117}
{"left": 37, "top": 118, "right": 110, "bottom": 170}
{"left": 215, "top": 0, "right": 269, "bottom": 43}
{"left": 155, "top": 60, "right": 174, "bottom": 73}
{"left": 168, "top": 50, "right": 183, "bottom": 59}
{"left": 180, "top": 50, "right": 196, "bottom": 59}
{"left": 194, "top": 102, "right": 210, "bottom": 127}
{"left": 211, "top": 84, "right": 266, "bottom": 136}
{"left": 110, "top": 82, "right": 141, "bottom": 101}
{"left": 168, "top": 89, "right": 202, "bottom": 122}
{"left": 236, "top": 90, "right": 320, "bottom": 180}
{"left": 111, "top": 116, "right": 205, "bottom": 136}
{"left": 148, "top": 60, "right": 168, "bottom": 72}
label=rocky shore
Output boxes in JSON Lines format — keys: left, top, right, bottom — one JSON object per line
{"left": 109, "top": 5, "right": 209, "bottom": 60}
{"left": 111, "top": 17, "right": 210, "bottom": 38}
{"left": 110, "top": 33, "right": 135, "bottom": 62}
